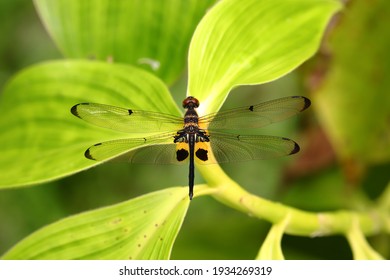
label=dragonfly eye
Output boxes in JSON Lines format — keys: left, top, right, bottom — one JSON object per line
{"left": 182, "top": 96, "right": 199, "bottom": 109}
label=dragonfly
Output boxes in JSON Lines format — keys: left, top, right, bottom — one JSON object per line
{"left": 71, "top": 95, "right": 310, "bottom": 200}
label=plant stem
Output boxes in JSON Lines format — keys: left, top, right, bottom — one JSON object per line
{"left": 196, "top": 163, "right": 390, "bottom": 237}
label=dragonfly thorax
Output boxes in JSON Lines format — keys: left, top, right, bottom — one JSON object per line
{"left": 175, "top": 96, "right": 210, "bottom": 144}
{"left": 183, "top": 97, "right": 201, "bottom": 134}
{"left": 183, "top": 113, "right": 199, "bottom": 133}
{"left": 174, "top": 129, "right": 210, "bottom": 144}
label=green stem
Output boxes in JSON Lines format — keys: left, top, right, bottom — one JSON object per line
{"left": 196, "top": 163, "right": 390, "bottom": 237}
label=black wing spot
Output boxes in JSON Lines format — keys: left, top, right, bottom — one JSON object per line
{"left": 84, "top": 143, "right": 102, "bottom": 160}
{"left": 128, "top": 109, "right": 133, "bottom": 115}
{"left": 176, "top": 149, "right": 189, "bottom": 161}
{"left": 292, "top": 96, "right": 311, "bottom": 111}
{"left": 288, "top": 140, "right": 300, "bottom": 155}
{"left": 84, "top": 148, "right": 95, "bottom": 160}
{"left": 71, "top": 103, "right": 91, "bottom": 118}
{"left": 195, "top": 148, "right": 208, "bottom": 161}
{"left": 302, "top": 97, "right": 311, "bottom": 110}
{"left": 70, "top": 105, "right": 80, "bottom": 117}
{"left": 248, "top": 105, "right": 254, "bottom": 111}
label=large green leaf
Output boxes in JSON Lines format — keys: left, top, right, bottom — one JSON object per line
{"left": 314, "top": 0, "right": 390, "bottom": 164}
{"left": 33, "top": 0, "right": 216, "bottom": 84}
{"left": 0, "top": 60, "right": 180, "bottom": 188}
{"left": 187, "top": 0, "right": 342, "bottom": 114}
{"left": 2, "top": 187, "right": 190, "bottom": 259}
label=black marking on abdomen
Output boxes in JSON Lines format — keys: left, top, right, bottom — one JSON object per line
{"left": 249, "top": 105, "right": 254, "bottom": 111}
{"left": 195, "top": 148, "right": 208, "bottom": 161}
{"left": 128, "top": 109, "right": 133, "bottom": 115}
{"left": 176, "top": 149, "right": 189, "bottom": 161}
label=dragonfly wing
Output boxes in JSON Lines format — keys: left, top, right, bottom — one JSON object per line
{"left": 85, "top": 132, "right": 183, "bottom": 164}
{"left": 200, "top": 96, "right": 310, "bottom": 130}
{"left": 195, "top": 132, "right": 299, "bottom": 164}
{"left": 71, "top": 103, "right": 182, "bottom": 133}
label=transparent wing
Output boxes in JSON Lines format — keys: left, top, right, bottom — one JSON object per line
{"left": 84, "top": 132, "right": 182, "bottom": 164}
{"left": 116, "top": 143, "right": 184, "bottom": 164}
{"left": 200, "top": 96, "right": 310, "bottom": 130}
{"left": 71, "top": 103, "right": 183, "bottom": 133}
{"left": 196, "top": 132, "right": 299, "bottom": 164}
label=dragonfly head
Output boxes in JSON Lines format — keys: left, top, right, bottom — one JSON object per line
{"left": 182, "top": 96, "right": 199, "bottom": 109}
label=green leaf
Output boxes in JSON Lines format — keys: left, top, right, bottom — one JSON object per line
{"left": 187, "top": 0, "right": 342, "bottom": 114}
{"left": 2, "top": 187, "right": 189, "bottom": 259}
{"left": 314, "top": 0, "right": 390, "bottom": 164}
{"left": 33, "top": 0, "right": 215, "bottom": 85}
{"left": 256, "top": 216, "right": 289, "bottom": 260}
{"left": 0, "top": 60, "right": 180, "bottom": 188}
{"left": 377, "top": 182, "right": 390, "bottom": 212}
{"left": 345, "top": 217, "right": 384, "bottom": 260}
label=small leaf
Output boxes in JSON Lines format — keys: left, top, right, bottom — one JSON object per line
{"left": 2, "top": 187, "right": 190, "bottom": 260}
{"left": 256, "top": 215, "right": 289, "bottom": 260}
{"left": 377, "top": 182, "right": 390, "bottom": 212}
{"left": 0, "top": 60, "right": 180, "bottom": 188}
{"left": 33, "top": 0, "right": 216, "bottom": 84}
{"left": 345, "top": 217, "right": 384, "bottom": 260}
{"left": 187, "top": 0, "right": 342, "bottom": 114}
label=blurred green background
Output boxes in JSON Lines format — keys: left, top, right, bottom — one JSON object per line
{"left": 0, "top": 0, "right": 389, "bottom": 259}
